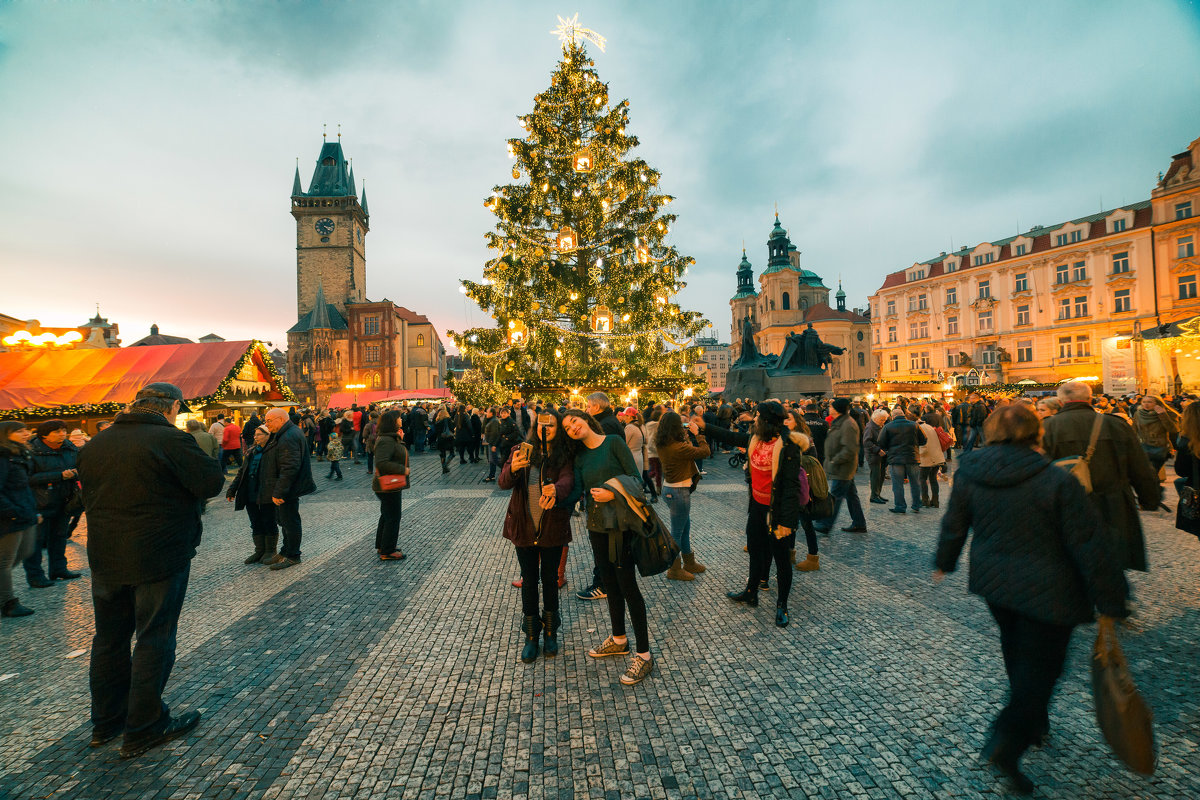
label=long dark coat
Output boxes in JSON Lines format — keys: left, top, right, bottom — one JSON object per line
{"left": 256, "top": 420, "right": 316, "bottom": 505}
{"left": 498, "top": 452, "right": 580, "bottom": 548}
{"left": 1042, "top": 403, "right": 1160, "bottom": 572}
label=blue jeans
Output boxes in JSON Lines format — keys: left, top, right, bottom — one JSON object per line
{"left": 662, "top": 486, "right": 692, "bottom": 554}
{"left": 415, "top": 429, "right": 427, "bottom": 453}
{"left": 963, "top": 426, "right": 983, "bottom": 453}
{"left": 90, "top": 564, "right": 191, "bottom": 739}
{"left": 888, "top": 463, "right": 922, "bottom": 511}
{"left": 820, "top": 478, "right": 866, "bottom": 530}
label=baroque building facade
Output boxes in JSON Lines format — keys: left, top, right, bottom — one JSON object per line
{"left": 286, "top": 137, "right": 445, "bottom": 407}
{"left": 869, "top": 135, "right": 1200, "bottom": 392}
{"left": 729, "top": 215, "right": 872, "bottom": 382}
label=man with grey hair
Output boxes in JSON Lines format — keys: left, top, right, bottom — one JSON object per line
{"left": 258, "top": 407, "right": 316, "bottom": 570}
{"left": 862, "top": 408, "right": 891, "bottom": 504}
{"left": 78, "top": 382, "right": 224, "bottom": 758}
{"left": 1043, "top": 380, "right": 1160, "bottom": 580}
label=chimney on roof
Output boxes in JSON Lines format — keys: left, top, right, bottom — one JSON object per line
{"left": 940, "top": 251, "right": 946, "bottom": 256}
{"left": 150, "top": 323, "right": 159, "bottom": 336}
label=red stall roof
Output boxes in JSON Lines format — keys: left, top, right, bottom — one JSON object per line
{"left": 0, "top": 341, "right": 284, "bottom": 413}
{"left": 325, "top": 388, "right": 453, "bottom": 408}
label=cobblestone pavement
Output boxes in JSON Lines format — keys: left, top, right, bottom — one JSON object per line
{"left": 1, "top": 448, "right": 1197, "bottom": 799}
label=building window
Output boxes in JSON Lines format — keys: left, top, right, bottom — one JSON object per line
{"left": 857, "top": 352, "right": 865, "bottom": 367}
{"left": 888, "top": 354, "right": 899, "bottom": 372}
{"left": 1076, "top": 335, "right": 1091, "bottom": 357}
{"left": 1014, "top": 273, "right": 1028, "bottom": 292}
{"left": 1014, "top": 243, "right": 1027, "bottom": 256}
{"left": 909, "top": 322, "right": 918, "bottom": 339}
{"left": 886, "top": 300, "right": 896, "bottom": 316}
{"left": 980, "top": 347, "right": 996, "bottom": 365}
{"left": 1177, "top": 201, "right": 1193, "bottom": 220}
{"left": 1113, "top": 289, "right": 1131, "bottom": 313}
{"left": 978, "top": 310, "right": 993, "bottom": 331}
{"left": 947, "top": 316, "right": 959, "bottom": 335}
{"left": 944, "top": 260, "right": 957, "bottom": 273}
{"left": 363, "top": 316, "right": 380, "bottom": 335}
{"left": 946, "top": 350, "right": 958, "bottom": 367}
{"left": 1058, "top": 298, "right": 1071, "bottom": 320}
{"left": 1017, "top": 341, "right": 1032, "bottom": 363}
{"left": 1016, "top": 305, "right": 1030, "bottom": 326}
{"left": 782, "top": 292, "right": 791, "bottom": 310}
{"left": 1180, "top": 235, "right": 1195, "bottom": 259}
{"left": 908, "top": 269, "right": 926, "bottom": 281}
{"left": 919, "top": 320, "right": 929, "bottom": 338}
{"left": 1058, "top": 336, "right": 1073, "bottom": 359}
{"left": 364, "top": 344, "right": 380, "bottom": 364}
{"left": 1180, "top": 274, "right": 1198, "bottom": 300}
{"left": 1112, "top": 252, "right": 1129, "bottom": 274}
{"left": 973, "top": 252, "right": 995, "bottom": 266}
{"left": 1074, "top": 296, "right": 1089, "bottom": 317}
{"left": 1072, "top": 261, "right": 1087, "bottom": 282}
{"left": 1055, "top": 264, "right": 1069, "bottom": 284}
{"left": 887, "top": 326, "right": 897, "bottom": 343}
{"left": 874, "top": 329, "right": 880, "bottom": 345}
{"left": 1071, "top": 230, "right": 1082, "bottom": 243}
{"left": 946, "top": 287, "right": 957, "bottom": 305}
{"left": 909, "top": 352, "right": 920, "bottom": 371}
{"left": 920, "top": 351, "right": 930, "bottom": 369}
{"left": 1056, "top": 233, "right": 1068, "bottom": 247}
{"left": 978, "top": 280, "right": 991, "bottom": 299}
{"left": 1112, "top": 218, "right": 1127, "bottom": 232}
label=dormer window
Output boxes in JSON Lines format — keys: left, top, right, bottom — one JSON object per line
{"left": 1112, "top": 219, "right": 1126, "bottom": 232}
{"left": 1014, "top": 243, "right": 1027, "bottom": 256}
{"left": 908, "top": 269, "right": 926, "bottom": 281}
{"left": 322, "top": 156, "right": 336, "bottom": 166}
{"left": 973, "top": 252, "right": 995, "bottom": 266}
{"left": 944, "top": 259, "right": 957, "bottom": 273}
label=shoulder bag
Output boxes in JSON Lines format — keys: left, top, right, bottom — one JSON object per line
{"left": 375, "top": 443, "right": 410, "bottom": 492}
{"left": 1092, "top": 616, "right": 1156, "bottom": 775}
{"left": 1175, "top": 445, "right": 1200, "bottom": 538}
{"left": 1052, "top": 413, "right": 1104, "bottom": 493}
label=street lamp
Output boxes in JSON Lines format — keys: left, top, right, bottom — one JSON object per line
{"left": 345, "top": 383, "right": 366, "bottom": 405}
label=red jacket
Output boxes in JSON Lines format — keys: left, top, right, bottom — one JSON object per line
{"left": 222, "top": 423, "right": 242, "bottom": 449}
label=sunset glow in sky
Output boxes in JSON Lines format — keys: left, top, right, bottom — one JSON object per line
{"left": 1, "top": 1, "right": 1197, "bottom": 352}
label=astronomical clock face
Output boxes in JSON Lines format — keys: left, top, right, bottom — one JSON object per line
{"left": 315, "top": 218, "right": 335, "bottom": 235}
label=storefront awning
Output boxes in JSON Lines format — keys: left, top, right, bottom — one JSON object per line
{"left": 325, "top": 388, "right": 453, "bottom": 408}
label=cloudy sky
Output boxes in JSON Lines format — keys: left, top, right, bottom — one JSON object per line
{"left": 1, "top": 0, "right": 1198, "bottom": 351}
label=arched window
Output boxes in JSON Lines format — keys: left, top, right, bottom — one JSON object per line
{"left": 370, "top": 372, "right": 381, "bottom": 388}
{"left": 417, "top": 334, "right": 424, "bottom": 346}
{"left": 782, "top": 292, "right": 791, "bottom": 310}
{"left": 799, "top": 296, "right": 809, "bottom": 311}
{"left": 857, "top": 352, "right": 865, "bottom": 367}
{"left": 770, "top": 299, "right": 775, "bottom": 310}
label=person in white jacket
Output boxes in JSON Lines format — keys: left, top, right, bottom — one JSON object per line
{"left": 917, "top": 419, "right": 947, "bottom": 508}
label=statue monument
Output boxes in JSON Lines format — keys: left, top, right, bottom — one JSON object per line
{"left": 724, "top": 320, "right": 843, "bottom": 400}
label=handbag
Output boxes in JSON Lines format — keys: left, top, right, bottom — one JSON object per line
{"left": 604, "top": 478, "right": 679, "bottom": 577}
{"left": 374, "top": 444, "right": 410, "bottom": 493}
{"left": 1092, "top": 616, "right": 1156, "bottom": 775}
{"left": 935, "top": 426, "right": 953, "bottom": 451}
{"left": 1174, "top": 454, "right": 1200, "bottom": 537}
{"left": 1052, "top": 413, "right": 1104, "bottom": 493}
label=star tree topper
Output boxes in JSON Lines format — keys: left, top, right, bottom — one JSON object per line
{"left": 551, "top": 13, "right": 606, "bottom": 52}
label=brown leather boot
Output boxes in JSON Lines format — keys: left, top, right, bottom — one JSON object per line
{"left": 796, "top": 554, "right": 820, "bottom": 572}
{"left": 558, "top": 544, "right": 568, "bottom": 588}
{"left": 259, "top": 534, "right": 281, "bottom": 565}
{"left": 682, "top": 551, "right": 706, "bottom": 574}
{"left": 665, "top": 555, "right": 694, "bottom": 581}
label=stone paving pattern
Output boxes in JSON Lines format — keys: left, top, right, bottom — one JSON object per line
{"left": 1, "top": 448, "right": 1197, "bottom": 799}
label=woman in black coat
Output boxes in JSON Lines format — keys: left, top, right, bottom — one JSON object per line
{"left": 226, "top": 425, "right": 277, "bottom": 565}
{"left": 453, "top": 405, "right": 473, "bottom": 465}
{"left": 432, "top": 407, "right": 455, "bottom": 474}
{"left": 24, "top": 419, "right": 81, "bottom": 587}
{"left": 1, "top": 421, "right": 39, "bottom": 617}
{"left": 935, "top": 404, "right": 1128, "bottom": 795}
{"left": 372, "top": 410, "right": 408, "bottom": 561}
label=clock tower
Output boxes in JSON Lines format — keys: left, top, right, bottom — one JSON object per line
{"left": 291, "top": 136, "right": 369, "bottom": 318}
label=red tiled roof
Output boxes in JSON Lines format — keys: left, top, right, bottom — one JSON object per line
{"left": 803, "top": 302, "right": 869, "bottom": 323}
{"left": 394, "top": 306, "right": 431, "bottom": 325}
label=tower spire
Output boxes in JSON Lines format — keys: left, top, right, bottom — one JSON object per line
{"left": 292, "top": 158, "right": 303, "bottom": 196}
{"left": 360, "top": 180, "right": 369, "bottom": 217}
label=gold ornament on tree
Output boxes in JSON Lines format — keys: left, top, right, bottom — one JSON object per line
{"left": 573, "top": 147, "right": 593, "bottom": 172}
{"left": 512, "top": 167, "right": 520, "bottom": 180}
{"left": 556, "top": 226, "right": 577, "bottom": 251}
{"left": 507, "top": 319, "right": 528, "bottom": 344}
{"left": 591, "top": 305, "right": 614, "bottom": 333}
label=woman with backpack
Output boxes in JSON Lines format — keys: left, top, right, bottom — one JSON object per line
{"left": 654, "top": 411, "right": 710, "bottom": 581}
{"left": 562, "top": 409, "right": 654, "bottom": 686}
{"left": 696, "top": 401, "right": 809, "bottom": 627}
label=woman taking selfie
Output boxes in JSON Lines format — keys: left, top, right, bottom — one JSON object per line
{"left": 498, "top": 409, "right": 580, "bottom": 663}
{"left": 654, "top": 411, "right": 710, "bottom": 581}
{"left": 562, "top": 409, "right": 654, "bottom": 686}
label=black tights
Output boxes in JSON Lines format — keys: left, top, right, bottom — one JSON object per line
{"left": 515, "top": 545, "right": 562, "bottom": 618}
{"left": 746, "top": 500, "right": 793, "bottom": 607}
{"left": 588, "top": 531, "right": 649, "bottom": 653}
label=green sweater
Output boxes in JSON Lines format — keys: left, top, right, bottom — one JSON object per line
{"left": 575, "top": 435, "right": 639, "bottom": 512}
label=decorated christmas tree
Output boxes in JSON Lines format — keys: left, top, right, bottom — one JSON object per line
{"left": 451, "top": 17, "right": 708, "bottom": 401}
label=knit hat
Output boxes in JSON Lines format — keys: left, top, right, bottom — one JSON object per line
{"left": 832, "top": 397, "right": 851, "bottom": 415}
{"left": 757, "top": 400, "right": 786, "bottom": 424}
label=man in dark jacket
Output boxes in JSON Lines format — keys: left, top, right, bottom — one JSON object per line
{"left": 78, "top": 382, "right": 224, "bottom": 759}
{"left": 1042, "top": 381, "right": 1160, "bottom": 576}
{"left": 876, "top": 409, "right": 926, "bottom": 513}
{"left": 242, "top": 410, "right": 263, "bottom": 449}
{"left": 963, "top": 393, "right": 989, "bottom": 453}
{"left": 862, "top": 408, "right": 889, "bottom": 504}
{"left": 802, "top": 401, "right": 828, "bottom": 463}
{"left": 258, "top": 408, "right": 317, "bottom": 570}
{"left": 816, "top": 398, "right": 866, "bottom": 533}
{"left": 23, "top": 419, "right": 81, "bottom": 587}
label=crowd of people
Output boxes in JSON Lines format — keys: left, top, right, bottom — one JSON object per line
{"left": 0, "top": 378, "right": 1188, "bottom": 792}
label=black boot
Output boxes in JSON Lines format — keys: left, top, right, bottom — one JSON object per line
{"left": 727, "top": 587, "right": 758, "bottom": 607}
{"left": 2, "top": 598, "right": 34, "bottom": 617}
{"left": 244, "top": 534, "right": 266, "bottom": 565}
{"left": 259, "top": 534, "right": 281, "bottom": 566}
{"left": 541, "top": 610, "right": 560, "bottom": 657}
{"left": 520, "top": 615, "right": 542, "bottom": 663}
